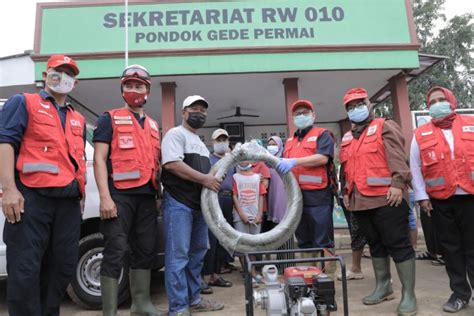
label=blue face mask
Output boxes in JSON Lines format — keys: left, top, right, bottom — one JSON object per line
{"left": 293, "top": 114, "right": 314, "bottom": 129}
{"left": 348, "top": 105, "right": 370, "bottom": 123}
{"left": 429, "top": 101, "right": 452, "bottom": 119}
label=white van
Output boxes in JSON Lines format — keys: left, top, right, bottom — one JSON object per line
{"left": 0, "top": 125, "right": 165, "bottom": 309}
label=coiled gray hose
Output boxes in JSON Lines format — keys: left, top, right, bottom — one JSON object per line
{"left": 201, "top": 141, "right": 303, "bottom": 254}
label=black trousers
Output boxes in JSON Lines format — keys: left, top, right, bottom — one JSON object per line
{"left": 431, "top": 195, "right": 474, "bottom": 301}
{"left": 353, "top": 200, "right": 415, "bottom": 263}
{"left": 202, "top": 194, "right": 232, "bottom": 275}
{"left": 100, "top": 194, "right": 158, "bottom": 279}
{"left": 419, "top": 207, "right": 443, "bottom": 256}
{"left": 4, "top": 184, "right": 81, "bottom": 316}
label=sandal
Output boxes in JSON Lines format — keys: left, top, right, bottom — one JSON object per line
{"left": 431, "top": 257, "right": 445, "bottom": 266}
{"left": 416, "top": 251, "right": 435, "bottom": 260}
{"left": 190, "top": 298, "right": 224, "bottom": 312}
{"left": 218, "top": 267, "right": 232, "bottom": 274}
{"left": 224, "top": 263, "right": 238, "bottom": 271}
{"left": 208, "top": 276, "right": 233, "bottom": 287}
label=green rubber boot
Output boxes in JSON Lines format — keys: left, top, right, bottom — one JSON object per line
{"left": 363, "top": 257, "right": 395, "bottom": 305}
{"left": 129, "top": 269, "right": 165, "bottom": 316}
{"left": 395, "top": 258, "right": 417, "bottom": 316}
{"left": 101, "top": 276, "right": 118, "bottom": 316}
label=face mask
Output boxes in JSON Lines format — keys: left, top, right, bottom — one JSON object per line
{"left": 348, "top": 105, "right": 370, "bottom": 123}
{"left": 46, "top": 71, "right": 75, "bottom": 94}
{"left": 238, "top": 164, "right": 252, "bottom": 171}
{"left": 123, "top": 91, "right": 148, "bottom": 108}
{"left": 429, "top": 101, "right": 452, "bottom": 119}
{"left": 267, "top": 145, "right": 279, "bottom": 156}
{"left": 186, "top": 112, "right": 206, "bottom": 129}
{"left": 293, "top": 114, "right": 314, "bottom": 129}
{"left": 213, "top": 142, "right": 229, "bottom": 154}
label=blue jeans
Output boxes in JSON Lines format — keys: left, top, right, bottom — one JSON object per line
{"left": 163, "top": 191, "right": 209, "bottom": 314}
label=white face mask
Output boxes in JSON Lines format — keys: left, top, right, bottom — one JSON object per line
{"left": 266, "top": 145, "right": 279, "bottom": 156}
{"left": 213, "top": 142, "right": 229, "bottom": 154}
{"left": 46, "top": 71, "right": 75, "bottom": 94}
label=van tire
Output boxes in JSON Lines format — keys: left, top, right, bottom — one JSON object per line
{"left": 66, "top": 233, "right": 130, "bottom": 309}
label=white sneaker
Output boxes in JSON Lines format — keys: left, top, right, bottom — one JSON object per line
{"left": 337, "top": 270, "right": 364, "bottom": 281}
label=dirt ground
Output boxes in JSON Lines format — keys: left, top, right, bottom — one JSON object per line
{"left": 1, "top": 249, "right": 473, "bottom": 315}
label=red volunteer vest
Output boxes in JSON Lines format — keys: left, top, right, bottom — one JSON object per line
{"left": 109, "top": 108, "right": 161, "bottom": 190}
{"left": 283, "top": 127, "right": 330, "bottom": 190}
{"left": 339, "top": 118, "right": 391, "bottom": 197}
{"left": 16, "top": 93, "right": 86, "bottom": 196}
{"left": 414, "top": 115, "right": 474, "bottom": 200}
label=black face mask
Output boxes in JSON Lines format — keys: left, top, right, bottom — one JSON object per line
{"left": 186, "top": 112, "right": 206, "bottom": 129}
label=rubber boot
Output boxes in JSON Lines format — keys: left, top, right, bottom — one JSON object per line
{"left": 101, "top": 276, "right": 118, "bottom": 316}
{"left": 395, "top": 258, "right": 417, "bottom": 316}
{"left": 129, "top": 269, "right": 165, "bottom": 316}
{"left": 363, "top": 257, "right": 395, "bottom": 305}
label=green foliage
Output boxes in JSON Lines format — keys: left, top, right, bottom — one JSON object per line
{"left": 375, "top": 1, "right": 473, "bottom": 114}
{"left": 411, "top": 12, "right": 473, "bottom": 110}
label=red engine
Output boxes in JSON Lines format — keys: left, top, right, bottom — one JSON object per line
{"left": 283, "top": 266, "right": 322, "bottom": 286}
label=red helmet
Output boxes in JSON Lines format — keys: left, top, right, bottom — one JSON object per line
{"left": 121, "top": 64, "right": 151, "bottom": 87}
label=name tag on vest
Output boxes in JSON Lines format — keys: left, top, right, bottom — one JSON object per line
{"left": 114, "top": 115, "right": 132, "bottom": 120}
{"left": 367, "top": 125, "right": 377, "bottom": 136}
{"left": 114, "top": 120, "right": 133, "bottom": 125}
{"left": 307, "top": 136, "right": 318, "bottom": 142}
{"left": 462, "top": 126, "right": 474, "bottom": 133}
{"left": 421, "top": 131, "right": 433, "bottom": 136}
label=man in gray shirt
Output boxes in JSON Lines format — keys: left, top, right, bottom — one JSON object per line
{"left": 161, "top": 95, "right": 224, "bottom": 316}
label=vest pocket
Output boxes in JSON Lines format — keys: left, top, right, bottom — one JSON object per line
{"left": 22, "top": 145, "right": 59, "bottom": 174}
{"left": 116, "top": 126, "right": 135, "bottom": 150}
{"left": 71, "top": 126, "right": 83, "bottom": 136}
{"left": 111, "top": 158, "right": 140, "bottom": 181}
{"left": 33, "top": 116, "right": 57, "bottom": 139}
{"left": 422, "top": 168, "right": 446, "bottom": 192}
{"left": 366, "top": 167, "right": 391, "bottom": 187}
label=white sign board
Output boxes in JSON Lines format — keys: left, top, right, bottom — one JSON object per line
{"left": 411, "top": 109, "right": 474, "bottom": 129}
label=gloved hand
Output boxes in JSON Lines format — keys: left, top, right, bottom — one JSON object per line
{"left": 276, "top": 158, "right": 297, "bottom": 174}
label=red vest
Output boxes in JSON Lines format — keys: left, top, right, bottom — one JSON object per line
{"left": 109, "top": 108, "right": 161, "bottom": 190}
{"left": 414, "top": 115, "right": 474, "bottom": 199}
{"left": 16, "top": 93, "right": 86, "bottom": 196}
{"left": 340, "top": 118, "right": 391, "bottom": 197}
{"left": 283, "top": 127, "right": 330, "bottom": 190}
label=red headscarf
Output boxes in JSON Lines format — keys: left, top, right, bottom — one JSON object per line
{"left": 426, "top": 86, "right": 457, "bottom": 129}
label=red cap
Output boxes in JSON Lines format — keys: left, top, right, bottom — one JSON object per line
{"left": 343, "top": 88, "right": 368, "bottom": 106}
{"left": 291, "top": 99, "right": 314, "bottom": 113}
{"left": 46, "top": 54, "right": 79, "bottom": 76}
